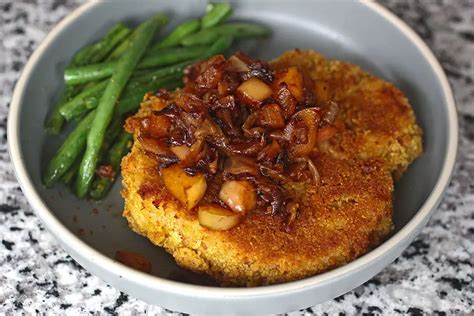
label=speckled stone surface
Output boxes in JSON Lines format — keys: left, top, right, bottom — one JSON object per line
{"left": 0, "top": 0, "right": 473, "bottom": 314}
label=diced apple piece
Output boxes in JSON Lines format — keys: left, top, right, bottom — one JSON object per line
{"left": 198, "top": 204, "right": 242, "bottom": 231}
{"left": 160, "top": 165, "right": 207, "bottom": 210}
{"left": 237, "top": 78, "right": 273, "bottom": 105}
{"left": 219, "top": 180, "right": 257, "bottom": 213}
{"left": 228, "top": 55, "right": 250, "bottom": 72}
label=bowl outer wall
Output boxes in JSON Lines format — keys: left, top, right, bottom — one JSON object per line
{"left": 7, "top": 0, "right": 457, "bottom": 315}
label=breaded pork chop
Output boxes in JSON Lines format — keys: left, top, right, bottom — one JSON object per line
{"left": 121, "top": 50, "right": 422, "bottom": 286}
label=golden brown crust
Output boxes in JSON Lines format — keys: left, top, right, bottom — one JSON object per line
{"left": 121, "top": 49, "right": 422, "bottom": 286}
{"left": 122, "top": 144, "right": 393, "bottom": 286}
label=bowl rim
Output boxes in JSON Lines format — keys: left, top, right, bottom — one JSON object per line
{"left": 8, "top": 0, "right": 458, "bottom": 299}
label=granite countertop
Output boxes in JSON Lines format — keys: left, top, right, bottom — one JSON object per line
{"left": 1, "top": 0, "right": 473, "bottom": 314}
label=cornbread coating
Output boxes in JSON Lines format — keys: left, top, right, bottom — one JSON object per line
{"left": 121, "top": 50, "right": 422, "bottom": 286}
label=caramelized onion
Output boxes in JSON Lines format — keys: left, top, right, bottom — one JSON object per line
{"left": 284, "top": 108, "right": 320, "bottom": 159}
{"left": 256, "top": 179, "right": 285, "bottom": 215}
{"left": 242, "top": 112, "right": 264, "bottom": 138}
{"left": 196, "top": 117, "right": 226, "bottom": 140}
{"left": 208, "top": 153, "right": 219, "bottom": 174}
{"left": 268, "top": 130, "right": 288, "bottom": 142}
{"left": 138, "top": 52, "right": 339, "bottom": 230}
{"left": 273, "top": 66, "right": 304, "bottom": 101}
{"left": 238, "top": 52, "right": 274, "bottom": 83}
{"left": 225, "top": 136, "right": 266, "bottom": 156}
{"left": 284, "top": 199, "right": 299, "bottom": 232}
{"left": 217, "top": 72, "right": 241, "bottom": 97}
{"left": 259, "top": 164, "right": 289, "bottom": 183}
{"left": 257, "top": 104, "right": 285, "bottom": 129}
{"left": 194, "top": 55, "right": 226, "bottom": 90}
{"left": 306, "top": 158, "right": 321, "bottom": 186}
{"left": 176, "top": 92, "right": 207, "bottom": 113}
{"left": 184, "top": 144, "right": 218, "bottom": 175}
{"left": 154, "top": 103, "right": 203, "bottom": 146}
{"left": 224, "top": 156, "right": 259, "bottom": 177}
{"left": 139, "top": 136, "right": 173, "bottom": 156}
{"left": 257, "top": 140, "right": 281, "bottom": 162}
{"left": 292, "top": 157, "right": 320, "bottom": 186}
{"left": 274, "top": 82, "right": 297, "bottom": 119}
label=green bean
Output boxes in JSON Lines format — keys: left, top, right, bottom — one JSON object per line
{"left": 75, "top": 14, "right": 167, "bottom": 197}
{"left": 117, "top": 73, "right": 183, "bottom": 115}
{"left": 64, "top": 64, "right": 112, "bottom": 85}
{"left": 59, "top": 80, "right": 108, "bottom": 121}
{"left": 61, "top": 116, "right": 121, "bottom": 185}
{"left": 64, "top": 46, "right": 207, "bottom": 85}
{"left": 43, "top": 110, "right": 96, "bottom": 187}
{"left": 71, "top": 111, "right": 89, "bottom": 123}
{"left": 98, "top": 116, "right": 122, "bottom": 159}
{"left": 89, "top": 131, "right": 133, "bottom": 200}
{"left": 62, "top": 62, "right": 187, "bottom": 121}
{"left": 105, "top": 116, "right": 123, "bottom": 142}
{"left": 46, "top": 24, "right": 131, "bottom": 133}
{"left": 73, "top": 23, "right": 131, "bottom": 65}
{"left": 140, "top": 46, "right": 208, "bottom": 68}
{"left": 132, "top": 60, "right": 192, "bottom": 83}
{"left": 180, "top": 22, "right": 270, "bottom": 46}
{"left": 160, "top": 78, "right": 184, "bottom": 91}
{"left": 105, "top": 32, "right": 133, "bottom": 62}
{"left": 45, "top": 86, "right": 77, "bottom": 134}
{"left": 84, "top": 95, "right": 100, "bottom": 110}
{"left": 200, "top": 34, "right": 234, "bottom": 59}
{"left": 201, "top": 3, "right": 232, "bottom": 29}
{"left": 150, "top": 19, "right": 201, "bottom": 50}
{"left": 71, "top": 46, "right": 94, "bottom": 67}
{"left": 61, "top": 157, "right": 81, "bottom": 185}
{"left": 116, "top": 36, "right": 232, "bottom": 115}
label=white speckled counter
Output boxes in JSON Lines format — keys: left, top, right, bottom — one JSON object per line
{"left": 1, "top": 0, "right": 472, "bottom": 314}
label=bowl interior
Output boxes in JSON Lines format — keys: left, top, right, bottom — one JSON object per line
{"left": 18, "top": 0, "right": 448, "bottom": 286}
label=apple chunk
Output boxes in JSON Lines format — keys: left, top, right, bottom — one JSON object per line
{"left": 160, "top": 165, "right": 207, "bottom": 210}
{"left": 219, "top": 180, "right": 257, "bottom": 213}
{"left": 198, "top": 204, "right": 242, "bottom": 231}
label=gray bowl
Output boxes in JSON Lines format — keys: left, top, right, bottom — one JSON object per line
{"left": 8, "top": 0, "right": 457, "bottom": 315}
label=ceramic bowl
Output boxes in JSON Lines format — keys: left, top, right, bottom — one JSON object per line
{"left": 8, "top": 0, "right": 457, "bottom": 314}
